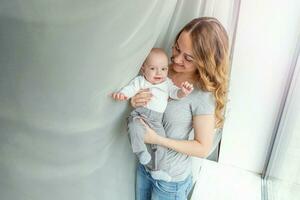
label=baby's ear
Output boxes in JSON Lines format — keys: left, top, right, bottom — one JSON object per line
{"left": 137, "top": 66, "right": 143, "bottom": 75}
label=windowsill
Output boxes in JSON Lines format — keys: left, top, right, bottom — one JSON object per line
{"left": 191, "top": 159, "right": 262, "bottom": 200}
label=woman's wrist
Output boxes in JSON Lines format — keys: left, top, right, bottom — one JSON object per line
{"left": 156, "top": 134, "right": 166, "bottom": 146}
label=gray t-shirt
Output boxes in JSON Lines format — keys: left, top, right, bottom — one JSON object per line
{"left": 161, "top": 88, "right": 215, "bottom": 181}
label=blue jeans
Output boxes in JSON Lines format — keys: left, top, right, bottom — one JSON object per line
{"left": 136, "top": 164, "right": 193, "bottom": 200}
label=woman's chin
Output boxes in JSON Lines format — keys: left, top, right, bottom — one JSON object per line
{"left": 173, "top": 64, "right": 185, "bottom": 72}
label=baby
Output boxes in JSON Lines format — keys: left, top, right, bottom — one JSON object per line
{"left": 112, "top": 48, "right": 193, "bottom": 181}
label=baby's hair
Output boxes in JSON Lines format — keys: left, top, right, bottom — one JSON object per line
{"left": 143, "top": 48, "right": 168, "bottom": 66}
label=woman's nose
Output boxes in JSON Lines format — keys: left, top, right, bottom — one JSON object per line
{"left": 173, "top": 54, "right": 184, "bottom": 65}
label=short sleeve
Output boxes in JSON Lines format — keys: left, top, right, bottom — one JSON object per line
{"left": 191, "top": 91, "right": 215, "bottom": 116}
{"left": 166, "top": 78, "right": 180, "bottom": 100}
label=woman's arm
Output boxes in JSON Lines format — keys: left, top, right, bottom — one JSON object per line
{"left": 143, "top": 115, "right": 215, "bottom": 158}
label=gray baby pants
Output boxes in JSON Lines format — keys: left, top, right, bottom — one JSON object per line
{"left": 127, "top": 107, "right": 171, "bottom": 181}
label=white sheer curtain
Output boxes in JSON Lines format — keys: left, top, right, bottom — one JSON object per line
{"left": 0, "top": 1, "right": 234, "bottom": 199}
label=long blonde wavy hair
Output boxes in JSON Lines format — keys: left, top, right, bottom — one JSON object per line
{"left": 174, "top": 17, "right": 229, "bottom": 128}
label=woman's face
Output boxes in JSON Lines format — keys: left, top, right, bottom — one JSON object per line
{"left": 171, "top": 31, "right": 197, "bottom": 74}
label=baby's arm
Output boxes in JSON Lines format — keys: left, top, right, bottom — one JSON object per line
{"left": 177, "top": 81, "right": 194, "bottom": 98}
{"left": 111, "top": 76, "right": 143, "bottom": 101}
{"left": 168, "top": 79, "right": 194, "bottom": 99}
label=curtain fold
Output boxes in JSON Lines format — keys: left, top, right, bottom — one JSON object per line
{"left": 0, "top": 1, "right": 176, "bottom": 200}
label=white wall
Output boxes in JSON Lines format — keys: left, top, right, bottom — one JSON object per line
{"left": 267, "top": 55, "right": 300, "bottom": 199}
{"left": 219, "top": 0, "right": 300, "bottom": 173}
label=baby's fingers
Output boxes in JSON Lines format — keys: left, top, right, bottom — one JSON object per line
{"left": 181, "top": 82, "right": 194, "bottom": 94}
{"left": 120, "top": 94, "right": 128, "bottom": 100}
{"left": 187, "top": 83, "right": 194, "bottom": 91}
{"left": 111, "top": 92, "right": 127, "bottom": 100}
{"left": 111, "top": 92, "right": 118, "bottom": 99}
{"left": 182, "top": 82, "right": 190, "bottom": 89}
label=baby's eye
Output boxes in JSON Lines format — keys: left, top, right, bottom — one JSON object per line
{"left": 162, "top": 68, "right": 168, "bottom": 71}
{"left": 150, "top": 67, "right": 155, "bottom": 70}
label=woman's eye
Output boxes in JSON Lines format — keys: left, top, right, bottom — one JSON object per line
{"left": 173, "top": 44, "right": 180, "bottom": 52}
{"left": 185, "top": 56, "right": 193, "bottom": 63}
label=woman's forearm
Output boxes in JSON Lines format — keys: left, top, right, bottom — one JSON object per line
{"left": 157, "top": 135, "right": 211, "bottom": 158}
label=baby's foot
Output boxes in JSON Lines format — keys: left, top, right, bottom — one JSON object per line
{"left": 150, "top": 170, "right": 172, "bottom": 182}
{"left": 138, "top": 151, "right": 151, "bottom": 165}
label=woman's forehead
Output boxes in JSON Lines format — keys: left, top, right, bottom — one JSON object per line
{"left": 177, "top": 31, "right": 193, "bottom": 54}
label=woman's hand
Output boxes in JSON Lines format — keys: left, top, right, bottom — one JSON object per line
{"left": 139, "top": 119, "right": 160, "bottom": 145}
{"left": 130, "top": 89, "right": 152, "bottom": 108}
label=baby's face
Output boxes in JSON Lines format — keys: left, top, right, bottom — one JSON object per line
{"left": 142, "top": 54, "right": 168, "bottom": 84}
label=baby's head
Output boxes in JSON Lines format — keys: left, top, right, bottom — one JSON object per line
{"left": 141, "top": 48, "right": 169, "bottom": 84}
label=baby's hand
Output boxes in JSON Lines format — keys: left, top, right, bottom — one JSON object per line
{"left": 111, "top": 92, "right": 128, "bottom": 101}
{"left": 181, "top": 81, "right": 194, "bottom": 96}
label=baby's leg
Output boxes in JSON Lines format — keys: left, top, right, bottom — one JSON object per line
{"left": 150, "top": 122, "right": 172, "bottom": 182}
{"left": 128, "top": 112, "right": 151, "bottom": 165}
{"left": 150, "top": 147, "right": 171, "bottom": 182}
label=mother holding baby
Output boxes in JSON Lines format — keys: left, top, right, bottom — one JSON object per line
{"left": 132, "top": 17, "right": 230, "bottom": 200}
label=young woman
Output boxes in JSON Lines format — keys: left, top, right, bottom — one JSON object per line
{"left": 131, "top": 17, "right": 230, "bottom": 200}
